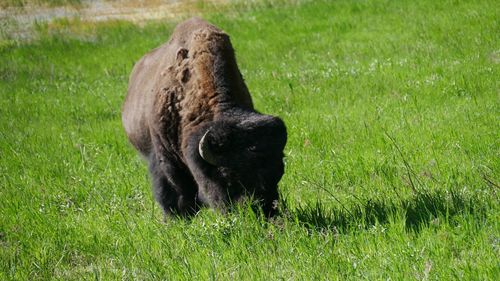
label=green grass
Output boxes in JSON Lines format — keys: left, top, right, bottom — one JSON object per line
{"left": 1, "top": 0, "right": 499, "bottom": 279}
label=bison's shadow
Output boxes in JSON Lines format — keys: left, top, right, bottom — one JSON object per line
{"left": 281, "top": 189, "right": 489, "bottom": 233}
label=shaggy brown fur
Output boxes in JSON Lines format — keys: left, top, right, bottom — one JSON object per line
{"left": 122, "top": 17, "right": 286, "bottom": 217}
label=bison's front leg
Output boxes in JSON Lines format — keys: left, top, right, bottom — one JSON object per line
{"left": 187, "top": 165, "right": 229, "bottom": 213}
{"left": 184, "top": 142, "right": 229, "bottom": 213}
{"left": 148, "top": 152, "right": 198, "bottom": 218}
{"left": 196, "top": 178, "right": 229, "bottom": 213}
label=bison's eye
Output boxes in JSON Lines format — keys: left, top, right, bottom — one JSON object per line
{"left": 247, "top": 145, "right": 258, "bottom": 152}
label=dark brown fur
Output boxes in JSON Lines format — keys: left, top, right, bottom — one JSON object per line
{"left": 122, "top": 17, "right": 286, "bottom": 217}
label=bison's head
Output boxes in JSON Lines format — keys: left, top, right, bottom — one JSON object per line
{"left": 193, "top": 114, "right": 287, "bottom": 215}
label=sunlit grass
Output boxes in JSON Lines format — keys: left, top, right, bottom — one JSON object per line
{"left": 1, "top": 0, "right": 499, "bottom": 279}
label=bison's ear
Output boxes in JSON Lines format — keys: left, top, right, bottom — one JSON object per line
{"left": 176, "top": 48, "right": 188, "bottom": 63}
{"left": 198, "top": 129, "right": 217, "bottom": 166}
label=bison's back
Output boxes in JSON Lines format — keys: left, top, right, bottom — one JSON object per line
{"left": 122, "top": 18, "right": 208, "bottom": 155}
{"left": 122, "top": 17, "right": 253, "bottom": 156}
{"left": 122, "top": 46, "right": 164, "bottom": 155}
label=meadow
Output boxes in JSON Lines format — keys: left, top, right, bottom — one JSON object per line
{"left": 0, "top": 0, "right": 499, "bottom": 279}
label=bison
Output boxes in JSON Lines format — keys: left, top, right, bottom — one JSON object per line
{"left": 122, "top": 17, "right": 287, "bottom": 218}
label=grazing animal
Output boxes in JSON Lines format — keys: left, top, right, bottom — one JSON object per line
{"left": 122, "top": 18, "right": 287, "bottom": 217}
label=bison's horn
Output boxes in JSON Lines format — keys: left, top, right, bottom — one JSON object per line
{"left": 198, "top": 130, "right": 217, "bottom": 166}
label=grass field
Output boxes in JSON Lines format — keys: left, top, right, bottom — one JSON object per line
{"left": 1, "top": 0, "right": 499, "bottom": 279}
